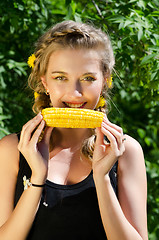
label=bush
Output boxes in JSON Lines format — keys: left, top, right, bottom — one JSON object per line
{"left": 0, "top": 0, "right": 158, "bottom": 238}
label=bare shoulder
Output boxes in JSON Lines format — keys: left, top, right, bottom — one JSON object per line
{"left": 0, "top": 133, "right": 18, "bottom": 150}
{"left": 118, "top": 134, "right": 145, "bottom": 173}
{"left": 124, "top": 134, "right": 143, "bottom": 154}
{"left": 0, "top": 133, "right": 19, "bottom": 173}
{"left": 0, "top": 133, "right": 19, "bottom": 154}
{"left": 0, "top": 133, "right": 19, "bottom": 146}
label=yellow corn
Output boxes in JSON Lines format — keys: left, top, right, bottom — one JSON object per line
{"left": 42, "top": 108, "right": 104, "bottom": 128}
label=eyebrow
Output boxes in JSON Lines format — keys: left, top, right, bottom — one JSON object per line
{"left": 83, "top": 72, "right": 97, "bottom": 76}
{"left": 51, "top": 71, "right": 97, "bottom": 76}
{"left": 51, "top": 71, "right": 68, "bottom": 75}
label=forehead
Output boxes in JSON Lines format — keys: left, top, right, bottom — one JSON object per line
{"left": 47, "top": 48, "right": 101, "bottom": 73}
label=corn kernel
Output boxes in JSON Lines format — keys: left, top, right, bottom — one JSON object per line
{"left": 42, "top": 108, "right": 104, "bottom": 128}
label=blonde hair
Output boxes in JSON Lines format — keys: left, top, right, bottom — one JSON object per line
{"left": 28, "top": 20, "right": 115, "bottom": 159}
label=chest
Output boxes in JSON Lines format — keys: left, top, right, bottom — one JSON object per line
{"left": 47, "top": 148, "right": 92, "bottom": 185}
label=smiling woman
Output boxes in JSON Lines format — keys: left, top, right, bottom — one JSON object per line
{"left": 40, "top": 48, "right": 104, "bottom": 111}
{"left": 0, "top": 20, "right": 148, "bottom": 240}
{"left": 29, "top": 36, "right": 114, "bottom": 112}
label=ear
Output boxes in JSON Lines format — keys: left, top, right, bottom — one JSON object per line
{"left": 41, "top": 75, "right": 47, "bottom": 89}
{"left": 102, "top": 76, "right": 107, "bottom": 89}
{"left": 103, "top": 72, "right": 112, "bottom": 89}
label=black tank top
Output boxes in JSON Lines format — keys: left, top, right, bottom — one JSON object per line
{"left": 14, "top": 133, "right": 118, "bottom": 240}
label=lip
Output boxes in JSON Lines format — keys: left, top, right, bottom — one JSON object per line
{"left": 63, "top": 102, "right": 87, "bottom": 108}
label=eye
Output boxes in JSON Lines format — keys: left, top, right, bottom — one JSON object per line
{"left": 82, "top": 76, "right": 96, "bottom": 82}
{"left": 52, "top": 76, "right": 67, "bottom": 81}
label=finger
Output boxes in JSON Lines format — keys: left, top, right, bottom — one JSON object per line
{"left": 20, "top": 113, "right": 43, "bottom": 143}
{"left": 21, "top": 113, "right": 42, "bottom": 133}
{"left": 96, "top": 127, "right": 104, "bottom": 146}
{"left": 103, "top": 116, "right": 123, "bottom": 135}
{"left": 101, "top": 124, "right": 118, "bottom": 150}
{"left": 101, "top": 123, "right": 125, "bottom": 156}
{"left": 42, "top": 127, "right": 53, "bottom": 145}
{"left": 30, "top": 120, "right": 46, "bottom": 145}
{"left": 102, "top": 121, "right": 123, "bottom": 148}
{"left": 103, "top": 119, "right": 126, "bottom": 151}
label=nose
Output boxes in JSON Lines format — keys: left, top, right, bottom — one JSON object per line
{"left": 66, "top": 81, "right": 83, "bottom": 98}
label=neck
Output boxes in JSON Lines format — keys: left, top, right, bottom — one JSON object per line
{"left": 50, "top": 127, "right": 93, "bottom": 150}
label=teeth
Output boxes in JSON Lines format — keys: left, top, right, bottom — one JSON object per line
{"left": 65, "top": 102, "right": 84, "bottom": 108}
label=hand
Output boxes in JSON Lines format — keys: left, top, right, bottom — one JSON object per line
{"left": 18, "top": 113, "right": 53, "bottom": 184}
{"left": 92, "top": 116, "right": 125, "bottom": 177}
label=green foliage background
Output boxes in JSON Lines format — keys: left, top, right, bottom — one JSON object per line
{"left": 0, "top": 0, "right": 159, "bottom": 238}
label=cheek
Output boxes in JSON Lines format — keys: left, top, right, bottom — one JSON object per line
{"left": 86, "top": 84, "right": 102, "bottom": 108}
{"left": 48, "top": 85, "right": 64, "bottom": 103}
{"left": 87, "top": 82, "right": 103, "bottom": 97}
{"left": 48, "top": 82, "right": 64, "bottom": 95}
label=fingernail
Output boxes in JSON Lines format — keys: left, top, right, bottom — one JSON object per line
{"left": 38, "top": 112, "right": 43, "bottom": 118}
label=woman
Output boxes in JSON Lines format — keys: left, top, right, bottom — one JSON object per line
{"left": 0, "top": 20, "right": 148, "bottom": 240}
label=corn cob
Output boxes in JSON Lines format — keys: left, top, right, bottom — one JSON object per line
{"left": 42, "top": 108, "right": 104, "bottom": 128}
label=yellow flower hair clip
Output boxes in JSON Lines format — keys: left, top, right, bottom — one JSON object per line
{"left": 34, "top": 92, "right": 40, "bottom": 99}
{"left": 27, "top": 54, "right": 36, "bottom": 68}
{"left": 95, "top": 96, "right": 106, "bottom": 109}
{"left": 106, "top": 76, "right": 113, "bottom": 88}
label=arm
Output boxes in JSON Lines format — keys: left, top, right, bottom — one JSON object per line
{"left": 118, "top": 135, "right": 148, "bottom": 240}
{"left": 92, "top": 117, "right": 148, "bottom": 240}
{"left": 0, "top": 134, "right": 19, "bottom": 227}
{"left": 0, "top": 114, "right": 52, "bottom": 240}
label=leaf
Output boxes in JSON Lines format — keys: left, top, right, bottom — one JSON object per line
{"left": 119, "top": 21, "right": 124, "bottom": 30}
{"left": 137, "top": 0, "right": 146, "bottom": 10}
{"left": 138, "top": 27, "right": 143, "bottom": 41}
{"left": 0, "top": 66, "right": 5, "bottom": 73}
{"left": 74, "top": 13, "right": 82, "bottom": 22}
{"left": 151, "top": 72, "right": 158, "bottom": 81}
{"left": 148, "top": 45, "right": 159, "bottom": 51}
{"left": 0, "top": 126, "right": 10, "bottom": 136}
{"left": 137, "top": 128, "right": 146, "bottom": 138}
{"left": 117, "top": 40, "right": 122, "bottom": 49}
{"left": 0, "top": 115, "right": 11, "bottom": 121}
{"left": 140, "top": 53, "right": 159, "bottom": 65}
{"left": 120, "top": 89, "right": 127, "bottom": 99}
{"left": 109, "top": 16, "right": 125, "bottom": 23}
{"left": 124, "top": 19, "right": 133, "bottom": 28}
{"left": 129, "top": 0, "right": 138, "bottom": 3}
{"left": 0, "top": 74, "right": 6, "bottom": 88}
{"left": 149, "top": 11, "right": 159, "bottom": 17}
{"left": 145, "top": 137, "right": 153, "bottom": 146}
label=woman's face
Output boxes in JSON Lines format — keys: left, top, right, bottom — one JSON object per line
{"left": 41, "top": 48, "right": 105, "bottom": 110}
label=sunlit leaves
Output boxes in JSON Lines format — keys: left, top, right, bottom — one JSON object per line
{"left": 0, "top": 0, "right": 159, "bottom": 238}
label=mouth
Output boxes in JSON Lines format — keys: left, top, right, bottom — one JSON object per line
{"left": 63, "top": 102, "right": 87, "bottom": 108}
